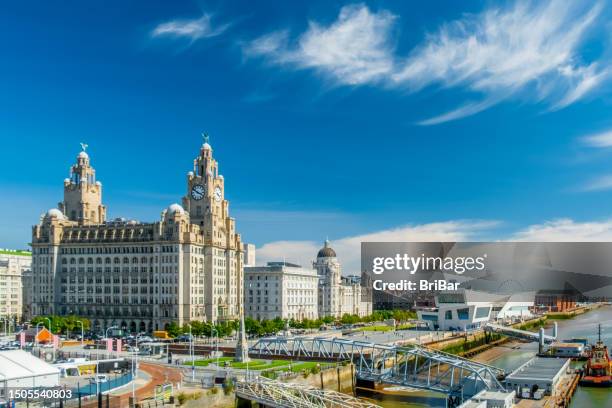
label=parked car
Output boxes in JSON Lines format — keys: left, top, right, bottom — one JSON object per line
{"left": 177, "top": 334, "right": 193, "bottom": 342}
{"left": 90, "top": 374, "right": 108, "bottom": 383}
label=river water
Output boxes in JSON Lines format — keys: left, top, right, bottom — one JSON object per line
{"left": 367, "top": 306, "right": 612, "bottom": 408}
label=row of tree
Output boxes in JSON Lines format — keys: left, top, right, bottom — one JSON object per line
{"left": 30, "top": 309, "right": 417, "bottom": 338}
{"left": 30, "top": 315, "right": 91, "bottom": 335}
{"left": 166, "top": 320, "right": 238, "bottom": 338}
{"left": 342, "top": 309, "right": 417, "bottom": 324}
{"left": 166, "top": 310, "right": 418, "bottom": 338}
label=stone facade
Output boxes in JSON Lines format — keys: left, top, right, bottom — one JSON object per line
{"left": 315, "top": 241, "right": 371, "bottom": 318}
{"left": 30, "top": 140, "right": 243, "bottom": 333}
{"left": 243, "top": 242, "right": 372, "bottom": 321}
{"left": 242, "top": 243, "right": 256, "bottom": 267}
{"left": 0, "top": 250, "right": 31, "bottom": 324}
{"left": 244, "top": 262, "right": 319, "bottom": 320}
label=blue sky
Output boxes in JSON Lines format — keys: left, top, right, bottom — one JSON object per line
{"left": 3, "top": 0, "right": 612, "bottom": 271}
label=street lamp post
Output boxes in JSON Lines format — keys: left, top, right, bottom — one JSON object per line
{"left": 76, "top": 321, "right": 84, "bottom": 347}
{"left": 187, "top": 324, "right": 195, "bottom": 382}
{"left": 45, "top": 317, "right": 52, "bottom": 334}
{"left": 211, "top": 327, "right": 219, "bottom": 369}
{"left": 131, "top": 334, "right": 139, "bottom": 407}
{"left": 35, "top": 322, "right": 43, "bottom": 348}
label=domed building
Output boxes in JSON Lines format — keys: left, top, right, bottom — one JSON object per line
{"left": 314, "top": 240, "right": 372, "bottom": 318}
{"left": 31, "top": 138, "right": 245, "bottom": 334}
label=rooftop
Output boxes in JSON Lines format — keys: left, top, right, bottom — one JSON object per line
{"left": 245, "top": 263, "right": 318, "bottom": 276}
{"left": 551, "top": 342, "right": 584, "bottom": 348}
{"left": 506, "top": 357, "right": 569, "bottom": 381}
{"left": 0, "top": 350, "right": 60, "bottom": 379}
{"left": 267, "top": 261, "right": 302, "bottom": 268}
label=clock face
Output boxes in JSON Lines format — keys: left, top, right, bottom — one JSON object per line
{"left": 191, "top": 184, "right": 205, "bottom": 200}
{"left": 214, "top": 186, "right": 222, "bottom": 202}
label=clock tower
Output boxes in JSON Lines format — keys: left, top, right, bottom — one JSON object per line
{"left": 181, "top": 134, "right": 243, "bottom": 322}
{"left": 182, "top": 134, "right": 225, "bottom": 227}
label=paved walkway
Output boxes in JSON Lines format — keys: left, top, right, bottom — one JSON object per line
{"left": 77, "top": 362, "right": 182, "bottom": 407}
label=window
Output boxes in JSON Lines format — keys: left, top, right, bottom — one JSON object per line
{"left": 457, "top": 308, "right": 470, "bottom": 320}
{"left": 421, "top": 314, "right": 438, "bottom": 322}
{"left": 445, "top": 310, "right": 452, "bottom": 320}
{"left": 475, "top": 307, "right": 490, "bottom": 319}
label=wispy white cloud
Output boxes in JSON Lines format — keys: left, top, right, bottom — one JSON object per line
{"left": 416, "top": 98, "right": 500, "bottom": 126}
{"left": 582, "top": 129, "right": 612, "bottom": 148}
{"left": 575, "top": 129, "right": 612, "bottom": 192}
{"left": 152, "top": 15, "right": 229, "bottom": 41}
{"left": 245, "top": 1, "right": 607, "bottom": 124}
{"left": 398, "top": 0, "right": 605, "bottom": 124}
{"left": 243, "top": 4, "right": 397, "bottom": 86}
{"left": 512, "top": 218, "right": 612, "bottom": 241}
{"left": 581, "top": 175, "right": 612, "bottom": 192}
{"left": 551, "top": 63, "right": 610, "bottom": 110}
{"left": 257, "top": 220, "right": 497, "bottom": 273}
{"left": 242, "top": 30, "right": 290, "bottom": 59}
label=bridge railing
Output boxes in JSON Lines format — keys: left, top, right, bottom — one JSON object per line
{"left": 235, "top": 376, "right": 381, "bottom": 408}
{"left": 250, "top": 336, "right": 507, "bottom": 401}
{"left": 484, "top": 323, "right": 555, "bottom": 344}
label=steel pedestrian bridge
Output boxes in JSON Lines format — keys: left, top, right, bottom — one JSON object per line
{"left": 484, "top": 322, "right": 556, "bottom": 344}
{"left": 235, "top": 377, "right": 381, "bottom": 408}
{"left": 251, "top": 336, "right": 507, "bottom": 400}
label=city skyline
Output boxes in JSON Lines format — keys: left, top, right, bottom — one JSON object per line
{"left": 3, "top": 1, "right": 612, "bottom": 273}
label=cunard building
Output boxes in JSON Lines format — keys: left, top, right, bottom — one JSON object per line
{"left": 31, "top": 138, "right": 244, "bottom": 333}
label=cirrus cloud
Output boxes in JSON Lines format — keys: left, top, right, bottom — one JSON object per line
{"left": 243, "top": 4, "right": 397, "bottom": 86}
{"left": 151, "top": 14, "right": 230, "bottom": 42}
{"left": 582, "top": 129, "right": 612, "bottom": 148}
{"left": 244, "top": 1, "right": 608, "bottom": 124}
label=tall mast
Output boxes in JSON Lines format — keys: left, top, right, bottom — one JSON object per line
{"left": 599, "top": 323, "right": 602, "bottom": 343}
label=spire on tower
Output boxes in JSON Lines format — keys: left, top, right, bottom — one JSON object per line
{"left": 201, "top": 132, "right": 212, "bottom": 151}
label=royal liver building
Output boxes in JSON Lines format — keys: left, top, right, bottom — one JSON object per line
{"left": 31, "top": 138, "right": 244, "bottom": 333}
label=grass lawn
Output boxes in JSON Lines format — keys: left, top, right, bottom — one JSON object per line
{"left": 285, "top": 361, "right": 320, "bottom": 372}
{"left": 546, "top": 312, "right": 577, "bottom": 320}
{"left": 187, "top": 357, "right": 328, "bottom": 373}
{"left": 187, "top": 356, "right": 233, "bottom": 367}
{"left": 230, "top": 359, "right": 291, "bottom": 369}
{"left": 359, "top": 325, "right": 393, "bottom": 332}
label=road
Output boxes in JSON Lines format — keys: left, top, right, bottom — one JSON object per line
{"left": 58, "top": 328, "right": 448, "bottom": 360}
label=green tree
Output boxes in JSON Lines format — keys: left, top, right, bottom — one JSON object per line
{"left": 340, "top": 314, "right": 360, "bottom": 325}
{"left": 31, "top": 315, "right": 91, "bottom": 335}
{"left": 166, "top": 322, "right": 181, "bottom": 337}
{"left": 244, "top": 317, "right": 260, "bottom": 336}
{"left": 321, "top": 316, "right": 334, "bottom": 324}
{"left": 262, "top": 319, "right": 278, "bottom": 335}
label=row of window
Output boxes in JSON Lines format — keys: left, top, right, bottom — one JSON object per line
{"left": 56, "top": 245, "right": 177, "bottom": 255}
